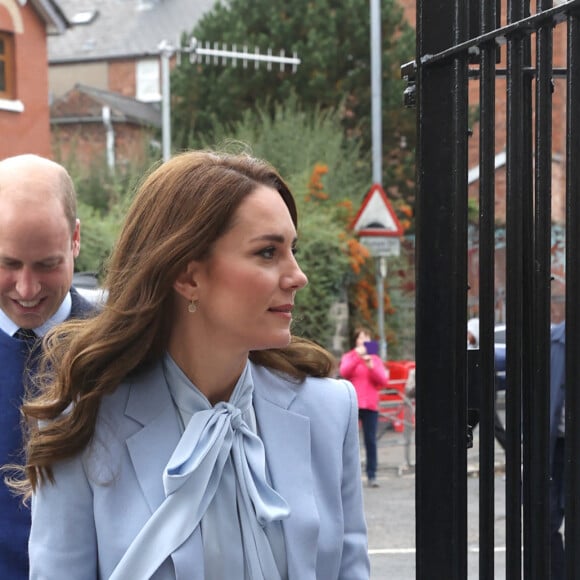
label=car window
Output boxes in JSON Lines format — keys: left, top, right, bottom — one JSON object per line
{"left": 73, "top": 272, "right": 107, "bottom": 307}
{"left": 494, "top": 327, "right": 506, "bottom": 344}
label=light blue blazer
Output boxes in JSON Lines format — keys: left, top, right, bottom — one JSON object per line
{"left": 29, "top": 361, "right": 370, "bottom": 579}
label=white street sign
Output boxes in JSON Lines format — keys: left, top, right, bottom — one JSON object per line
{"left": 360, "top": 236, "right": 401, "bottom": 257}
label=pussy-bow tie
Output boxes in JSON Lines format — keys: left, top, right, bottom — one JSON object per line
{"left": 109, "top": 364, "right": 290, "bottom": 580}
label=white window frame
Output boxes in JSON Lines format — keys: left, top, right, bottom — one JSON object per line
{"left": 136, "top": 59, "right": 161, "bottom": 102}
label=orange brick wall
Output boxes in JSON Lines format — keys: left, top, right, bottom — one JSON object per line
{"left": 108, "top": 60, "right": 137, "bottom": 97}
{"left": 400, "top": 0, "right": 415, "bottom": 28}
{"left": 0, "top": 5, "right": 12, "bottom": 28}
{"left": 51, "top": 121, "right": 154, "bottom": 174}
{"left": 0, "top": 3, "right": 52, "bottom": 159}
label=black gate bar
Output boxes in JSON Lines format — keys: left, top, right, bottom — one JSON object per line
{"left": 477, "top": 0, "right": 499, "bottom": 575}
{"left": 524, "top": 0, "right": 553, "bottom": 577}
{"left": 415, "top": 0, "right": 469, "bottom": 576}
{"left": 565, "top": 8, "right": 580, "bottom": 578}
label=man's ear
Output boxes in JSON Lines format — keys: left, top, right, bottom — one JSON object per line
{"left": 72, "top": 219, "right": 81, "bottom": 258}
{"left": 173, "top": 261, "right": 201, "bottom": 301}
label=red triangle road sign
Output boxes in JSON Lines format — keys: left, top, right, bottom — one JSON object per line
{"left": 351, "top": 183, "right": 403, "bottom": 237}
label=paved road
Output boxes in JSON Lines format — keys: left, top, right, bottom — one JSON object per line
{"left": 363, "top": 424, "right": 508, "bottom": 579}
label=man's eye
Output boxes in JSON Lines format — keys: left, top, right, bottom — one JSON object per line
{"left": 39, "top": 261, "right": 60, "bottom": 270}
{"left": 1, "top": 261, "right": 20, "bottom": 269}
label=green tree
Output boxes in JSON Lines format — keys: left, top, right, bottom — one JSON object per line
{"left": 75, "top": 201, "right": 124, "bottom": 275}
{"left": 201, "top": 95, "right": 370, "bottom": 200}
{"left": 290, "top": 171, "right": 352, "bottom": 348}
{"left": 171, "top": 0, "right": 416, "bottom": 205}
{"left": 69, "top": 160, "right": 150, "bottom": 277}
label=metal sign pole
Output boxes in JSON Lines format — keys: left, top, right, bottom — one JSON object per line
{"left": 370, "top": 0, "right": 382, "bottom": 184}
{"left": 158, "top": 40, "right": 174, "bottom": 162}
{"left": 370, "top": 0, "right": 386, "bottom": 354}
{"left": 353, "top": 185, "right": 402, "bottom": 362}
{"left": 376, "top": 256, "right": 388, "bottom": 360}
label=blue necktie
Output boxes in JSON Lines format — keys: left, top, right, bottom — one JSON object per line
{"left": 109, "top": 361, "right": 290, "bottom": 580}
{"left": 14, "top": 327, "right": 38, "bottom": 343}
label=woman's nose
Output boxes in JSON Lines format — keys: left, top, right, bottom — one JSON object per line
{"left": 284, "top": 256, "right": 308, "bottom": 290}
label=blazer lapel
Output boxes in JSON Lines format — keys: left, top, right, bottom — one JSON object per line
{"left": 122, "top": 363, "right": 205, "bottom": 579}
{"left": 252, "top": 364, "right": 319, "bottom": 580}
{"left": 123, "top": 363, "right": 182, "bottom": 513}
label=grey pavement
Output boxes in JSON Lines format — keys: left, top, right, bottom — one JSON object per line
{"left": 363, "top": 413, "right": 508, "bottom": 579}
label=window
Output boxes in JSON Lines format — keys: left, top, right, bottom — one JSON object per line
{"left": 136, "top": 59, "right": 161, "bottom": 102}
{"left": 0, "top": 32, "right": 15, "bottom": 100}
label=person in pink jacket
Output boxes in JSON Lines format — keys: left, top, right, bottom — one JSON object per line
{"left": 339, "top": 327, "right": 389, "bottom": 487}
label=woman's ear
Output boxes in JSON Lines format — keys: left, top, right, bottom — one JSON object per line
{"left": 173, "top": 261, "right": 201, "bottom": 301}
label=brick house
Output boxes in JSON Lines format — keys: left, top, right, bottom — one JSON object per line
{"left": 398, "top": 0, "right": 568, "bottom": 321}
{"left": 47, "top": 0, "right": 216, "bottom": 170}
{"left": 50, "top": 82, "right": 162, "bottom": 171}
{"left": 0, "top": 0, "right": 68, "bottom": 159}
{"left": 462, "top": 16, "right": 568, "bottom": 321}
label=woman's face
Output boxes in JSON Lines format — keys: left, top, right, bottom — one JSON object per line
{"left": 190, "top": 185, "right": 308, "bottom": 352}
{"left": 356, "top": 330, "right": 371, "bottom": 348}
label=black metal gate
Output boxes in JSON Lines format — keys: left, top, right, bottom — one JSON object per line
{"left": 410, "top": 0, "right": 580, "bottom": 578}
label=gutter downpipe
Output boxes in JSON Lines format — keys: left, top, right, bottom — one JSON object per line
{"left": 102, "top": 105, "right": 115, "bottom": 172}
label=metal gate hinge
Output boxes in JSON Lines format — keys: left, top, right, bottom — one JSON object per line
{"left": 401, "top": 60, "right": 417, "bottom": 109}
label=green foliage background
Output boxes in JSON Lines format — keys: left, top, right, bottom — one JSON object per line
{"left": 65, "top": 160, "right": 148, "bottom": 278}
{"left": 292, "top": 180, "right": 352, "bottom": 348}
{"left": 198, "top": 95, "right": 370, "bottom": 201}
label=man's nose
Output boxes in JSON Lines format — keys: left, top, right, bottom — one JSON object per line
{"left": 15, "top": 269, "right": 41, "bottom": 299}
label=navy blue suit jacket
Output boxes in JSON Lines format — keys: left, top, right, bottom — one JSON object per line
{"left": 0, "top": 287, "right": 94, "bottom": 580}
{"left": 549, "top": 321, "right": 566, "bottom": 469}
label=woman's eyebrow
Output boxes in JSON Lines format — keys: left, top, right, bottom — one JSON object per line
{"left": 250, "top": 234, "right": 298, "bottom": 244}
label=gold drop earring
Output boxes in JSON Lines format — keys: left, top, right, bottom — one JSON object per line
{"left": 188, "top": 299, "right": 198, "bottom": 314}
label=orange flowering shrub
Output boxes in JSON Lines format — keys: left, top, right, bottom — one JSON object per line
{"left": 306, "top": 163, "right": 330, "bottom": 202}
{"left": 337, "top": 186, "right": 407, "bottom": 335}
{"left": 299, "top": 165, "right": 412, "bottom": 352}
{"left": 346, "top": 238, "right": 370, "bottom": 275}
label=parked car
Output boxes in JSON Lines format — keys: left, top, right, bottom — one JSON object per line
{"left": 73, "top": 272, "right": 108, "bottom": 307}
{"left": 494, "top": 324, "right": 506, "bottom": 391}
{"left": 493, "top": 322, "right": 555, "bottom": 391}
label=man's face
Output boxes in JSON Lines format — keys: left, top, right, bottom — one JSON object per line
{"left": 0, "top": 194, "right": 80, "bottom": 329}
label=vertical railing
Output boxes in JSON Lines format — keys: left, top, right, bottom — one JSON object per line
{"left": 565, "top": 7, "right": 580, "bottom": 577}
{"left": 525, "top": 0, "right": 553, "bottom": 577}
{"left": 476, "top": 0, "right": 499, "bottom": 575}
{"left": 415, "top": 0, "right": 469, "bottom": 577}
{"left": 504, "top": 3, "right": 529, "bottom": 578}
{"left": 413, "top": 0, "right": 580, "bottom": 578}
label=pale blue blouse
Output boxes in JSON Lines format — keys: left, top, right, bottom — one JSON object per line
{"left": 162, "top": 354, "right": 289, "bottom": 580}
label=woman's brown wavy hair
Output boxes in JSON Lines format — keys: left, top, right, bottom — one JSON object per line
{"left": 14, "top": 150, "right": 335, "bottom": 497}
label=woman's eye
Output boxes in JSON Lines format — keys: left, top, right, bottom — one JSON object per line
{"left": 259, "top": 247, "right": 275, "bottom": 259}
